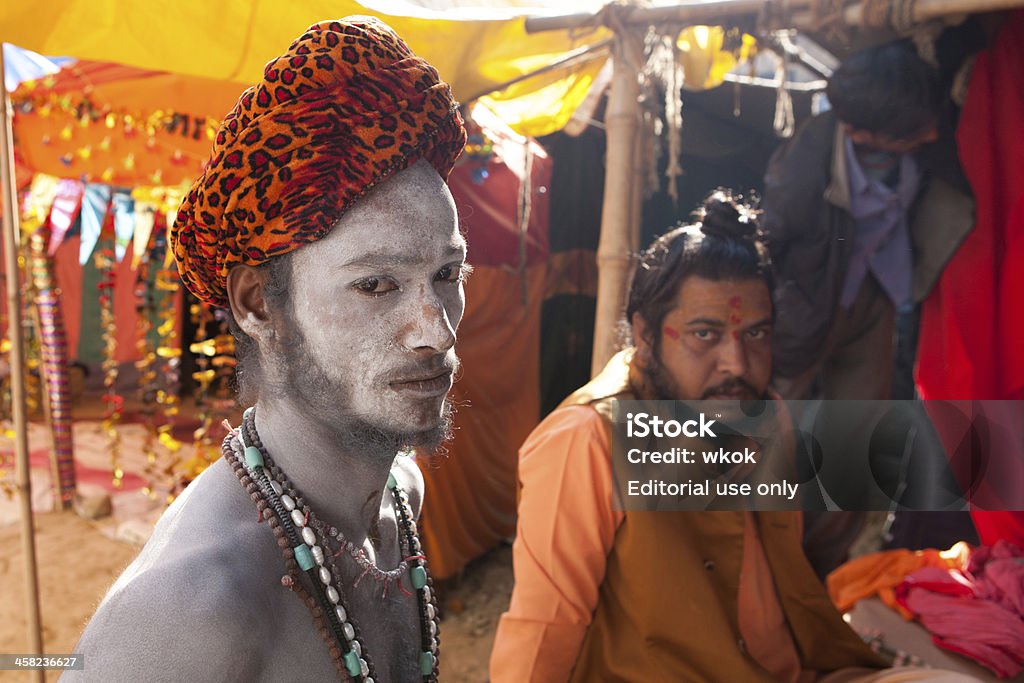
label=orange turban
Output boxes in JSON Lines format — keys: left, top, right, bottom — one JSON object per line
{"left": 170, "top": 16, "right": 466, "bottom": 307}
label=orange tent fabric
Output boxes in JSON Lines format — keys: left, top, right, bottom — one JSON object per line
{"left": 417, "top": 121, "right": 550, "bottom": 579}
{"left": 13, "top": 60, "right": 241, "bottom": 187}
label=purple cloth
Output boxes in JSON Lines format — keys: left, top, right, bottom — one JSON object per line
{"left": 839, "top": 136, "right": 920, "bottom": 308}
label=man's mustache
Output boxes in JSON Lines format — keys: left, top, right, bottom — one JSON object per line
{"left": 701, "top": 377, "right": 759, "bottom": 398}
{"left": 383, "top": 353, "right": 460, "bottom": 384}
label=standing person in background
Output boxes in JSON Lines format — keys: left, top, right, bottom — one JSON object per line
{"left": 761, "top": 41, "right": 974, "bottom": 576}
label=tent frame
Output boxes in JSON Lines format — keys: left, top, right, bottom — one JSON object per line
{"left": 527, "top": 0, "right": 1024, "bottom": 375}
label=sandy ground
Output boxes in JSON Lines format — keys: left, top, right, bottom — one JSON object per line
{"left": 0, "top": 416, "right": 514, "bottom": 682}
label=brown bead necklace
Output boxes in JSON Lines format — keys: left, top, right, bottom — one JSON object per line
{"left": 223, "top": 407, "right": 440, "bottom": 682}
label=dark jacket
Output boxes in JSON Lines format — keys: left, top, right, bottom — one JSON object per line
{"left": 761, "top": 111, "right": 975, "bottom": 378}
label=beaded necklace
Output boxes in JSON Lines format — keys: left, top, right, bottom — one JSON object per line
{"left": 223, "top": 407, "right": 440, "bottom": 682}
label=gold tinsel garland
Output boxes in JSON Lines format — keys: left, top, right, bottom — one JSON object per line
{"left": 95, "top": 246, "right": 123, "bottom": 489}
{"left": 184, "top": 301, "right": 236, "bottom": 485}
{"left": 153, "top": 235, "right": 183, "bottom": 503}
{"left": 133, "top": 241, "right": 161, "bottom": 500}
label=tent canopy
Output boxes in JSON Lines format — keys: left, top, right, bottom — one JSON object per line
{"left": 0, "top": 0, "right": 612, "bottom": 137}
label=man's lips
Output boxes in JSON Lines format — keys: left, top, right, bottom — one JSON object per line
{"left": 388, "top": 370, "right": 453, "bottom": 397}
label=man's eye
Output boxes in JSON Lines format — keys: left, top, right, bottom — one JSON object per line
{"left": 693, "top": 330, "right": 718, "bottom": 341}
{"left": 353, "top": 277, "right": 399, "bottom": 295}
{"left": 747, "top": 328, "right": 771, "bottom": 340}
{"left": 435, "top": 263, "right": 470, "bottom": 283}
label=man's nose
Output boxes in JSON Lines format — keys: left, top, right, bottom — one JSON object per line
{"left": 402, "top": 289, "right": 456, "bottom": 354}
{"left": 716, "top": 335, "right": 749, "bottom": 377}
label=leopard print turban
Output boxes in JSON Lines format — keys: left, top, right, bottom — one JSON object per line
{"left": 170, "top": 16, "right": 466, "bottom": 307}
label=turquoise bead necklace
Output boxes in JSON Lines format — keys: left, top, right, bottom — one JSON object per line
{"left": 225, "top": 407, "right": 440, "bottom": 682}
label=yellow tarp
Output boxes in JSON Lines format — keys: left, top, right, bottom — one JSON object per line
{"left": 0, "top": 0, "right": 611, "bottom": 137}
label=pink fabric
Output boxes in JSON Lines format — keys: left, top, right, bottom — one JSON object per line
{"left": 895, "top": 541, "right": 1024, "bottom": 678}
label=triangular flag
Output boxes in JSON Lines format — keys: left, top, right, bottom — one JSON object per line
{"left": 47, "top": 179, "right": 84, "bottom": 255}
{"left": 112, "top": 190, "right": 135, "bottom": 263}
{"left": 131, "top": 201, "right": 156, "bottom": 270}
{"left": 79, "top": 184, "right": 111, "bottom": 265}
{"left": 23, "top": 174, "right": 59, "bottom": 227}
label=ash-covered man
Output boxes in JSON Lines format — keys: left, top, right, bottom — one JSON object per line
{"left": 68, "top": 18, "right": 466, "bottom": 682}
{"left": 489, "top": 191, "right": 974, "bottom": 683}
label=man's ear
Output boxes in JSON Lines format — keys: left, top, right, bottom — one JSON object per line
{"left": 226, "top": 265, "right": 274, "bottom": 341}
{"left": 631, "top": 312, "right": 653, "bottom": 367}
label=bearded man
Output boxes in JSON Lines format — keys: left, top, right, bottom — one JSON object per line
{"left": 68, "top": 17, "right": 466, "bottom": 682}
{"left": 489, "top": 191, "right": 974, "bottom": 683}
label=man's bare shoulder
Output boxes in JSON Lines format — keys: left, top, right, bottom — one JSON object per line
{"left": 67, "top": 459, "right": 282, "bottom": 681}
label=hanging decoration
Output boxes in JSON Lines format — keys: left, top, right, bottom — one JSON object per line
{"left": 152, "top": 229, "right": 184, "bottom": 502}
{"left": 112, "top": 190, "right": 135, "bottom": 263}
{"left": 461, "top": 126, "right": 495, "bottom": 185}
{"left": 11, "top": 61, "right": 231, "bottom": 188}
{"left": 47, "top": 178, "right": 84, "bottom": 255}
{"left": 29, "top": 222, "right": 76, "bottom": 507}
{"left": 80, "top": 183, "right": 111, "bottom": 265}
{"left": 133, "top": 228, "right": 161, "bottom": 500}
{"left": 0, "top": 337, "right": 15, "bottom": 500}
{"left": 95, "top": 235, "right": 124, "bottom": 489}
{"left": 184, "top": 301, "right": 235, "bottom": 486}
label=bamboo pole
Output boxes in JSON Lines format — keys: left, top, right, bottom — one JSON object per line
{"left": 0, "top": 44, "right": 47, "bottom": 680}
{"left": 526, "top": 0, "right": 1024, "bottom": 34}
{"left": 591, "top": 29, "right": 643, "bottom": 376}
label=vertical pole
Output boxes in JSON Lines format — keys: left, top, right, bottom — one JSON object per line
{"left": 591, "top": 29, "right": 642, "bottom": 375}
{"left": 0, "top": 43, "right": 47, "bottom": 678}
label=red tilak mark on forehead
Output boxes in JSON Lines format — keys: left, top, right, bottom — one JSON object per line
{"left": 729, "top": 313, "right": 743, "bottom": 325}
{"left": 663, "top": 325, "right": 681, "bottom": 341}
{"left": 732, "top": 330, "right": 742, "bottom": 340}
{"left": 728, "top": 296, "right": 742, "bottom": 308}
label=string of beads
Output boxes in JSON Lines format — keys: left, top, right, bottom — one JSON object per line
{"left": 223, "top": 407, "right": 440, "bottom": 681}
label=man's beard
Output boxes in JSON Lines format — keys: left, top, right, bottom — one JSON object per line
{"left": 272, "top": 323, "right": 457, "bottom": 459}
{"left": 640, "top": 344, "right": 761, "bottom": 401}
{"left": 639, "top": 345, "right": 684, "bottom": 401}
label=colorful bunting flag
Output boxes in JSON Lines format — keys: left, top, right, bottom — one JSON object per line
{"left": 132, "top": 201, "right": 156, "bottom": 269}
{"left": 112, "top": 190, "right": 135, "bottom": 262}
{"left": 23, "top": 173, "right": 59, "bottom": 229}
{"left": 79, "top": 183, "right": 111, "bottom": 265}
{"left": 47, "top": 178, "right": 84, "bottom": 255}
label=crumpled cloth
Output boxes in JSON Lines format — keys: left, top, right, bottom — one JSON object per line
{"left": 827, "top": 543, "right": 972, "bottom": 617}
{"left": 895, "top": 540, "right": 1024, "bottom": 678}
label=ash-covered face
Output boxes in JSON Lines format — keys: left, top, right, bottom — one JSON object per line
{"left": 271, "top": 159, "right": 467, "bottom": 453}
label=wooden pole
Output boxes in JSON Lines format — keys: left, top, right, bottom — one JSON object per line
{"left": 591, "top": 29, "right": 643, "bottom": 376}
{"left": 0, "top": 43, "right": 47, "bottom": 679}
{"left": 526, "top": 0, "right": 1024, "bottom": 34}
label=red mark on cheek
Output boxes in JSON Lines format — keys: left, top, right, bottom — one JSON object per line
{"left": 728, "top": 296, "right": 743, "bottom": 308}
{"left": 663, "top": 325, "right": 680, "bottom": 341}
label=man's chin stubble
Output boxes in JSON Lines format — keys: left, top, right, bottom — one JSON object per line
{"left": 341, "top": 398, "right": 456, "bottom": 460}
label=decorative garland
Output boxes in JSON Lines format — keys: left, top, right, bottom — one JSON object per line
{"left": 29, "top": 223, "right": 76, "bottom": 506}
{"left": 95, "top": 245, "right": 124, "bottom": 489}
{"left": 152, "top": 230, "right": 184, "bottom": 502}
{"left": 133, "top": 236, "right": 161, "bottom": 500}
{"left": 183, "top": 300, "right": 236, "bottom": 484}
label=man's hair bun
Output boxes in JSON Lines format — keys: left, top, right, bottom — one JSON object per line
{"left": 694, "top": 188, "right": 761, "bottom": 241}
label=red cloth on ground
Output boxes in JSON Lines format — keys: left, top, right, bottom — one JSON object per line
{"left": 895, "top": 541, "right": 1024, "bottom": 678}
{"left": 916, "top": 10, "right": 1024, "bottom": 547}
